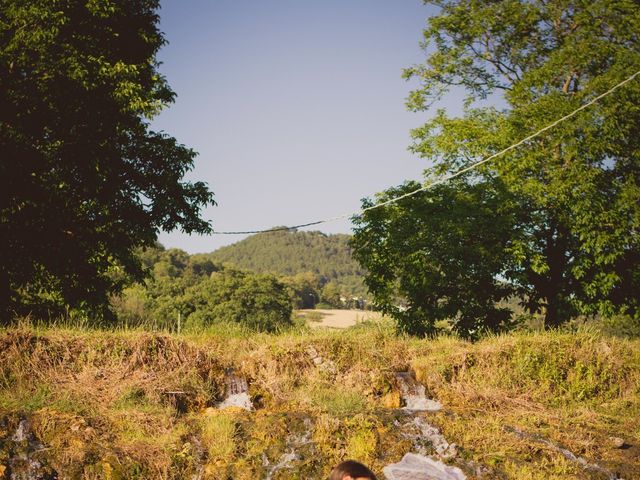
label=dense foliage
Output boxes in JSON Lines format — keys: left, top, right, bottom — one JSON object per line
{"left": 353, "top": 0, "right": 640, "bottom": 336}
{"left": 112, "top": 245, "right": 293, "bottom": 332}
{"left": 352, "top": 180, "right": 517, "bottom": 337}
{"left": 112, "top": 232, "right": 374, "bottom": 332}
{"left": 184, "top": 270, "right": 293, "bottom": 332}
{"left": 208, "top": 230, "right": 368, "bottom": 301}
{"left": 0, "top": 0, "right": 214, "bottom": 321}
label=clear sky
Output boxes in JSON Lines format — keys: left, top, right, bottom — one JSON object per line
{"left": 154, "top": 0, "right": 452, "bottom": 253}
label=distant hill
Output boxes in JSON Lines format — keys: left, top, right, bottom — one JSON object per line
{"left": 206, "top": 230, "right": 367, "bottom": 297}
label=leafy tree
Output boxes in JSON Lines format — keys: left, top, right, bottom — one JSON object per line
{"left": 112, "top": 247, "right": 293, "bottom": 332}
{"left": 282, "top": 272, "right": 321, "bottom": 309}
{"left": 353, "top": 0, "right": 640, "bottom": 333}
{"left": 153, "top": 249, "right": 190, "bottom": 280}
{"left": 320, "top": 282, "right": 342, "bottom": 309}
{"left": 352, "top": 179, "right": 516, "bottom": 337}
{"left": 0, "top": 0, "right": 214, "bottom": 320}
{"left": 116, "top": 246, "right": 218, "bottom": 329}
{"left": 183, "top": 269, "right": 293, "bottom": 333}
{"left": 110, "top": 283, "right": 149, "bottom": 327}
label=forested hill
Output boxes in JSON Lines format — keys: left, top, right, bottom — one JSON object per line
{"left": 207, "top": 230, "right": 367, "bottom": 297}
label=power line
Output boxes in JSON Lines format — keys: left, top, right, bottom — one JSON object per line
{"left": 213, "top": 69, "right": 640, "bottom": 235}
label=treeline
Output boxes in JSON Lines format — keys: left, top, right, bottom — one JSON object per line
{"left": 208, "top": 229, "right": 368, "bottom": 299}
{"left": 111, "top": 241, "right": 367, "bottom": 332}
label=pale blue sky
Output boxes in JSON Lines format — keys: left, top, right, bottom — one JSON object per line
{"left": 154, "top": 1, "right": 455, "bottom": 253}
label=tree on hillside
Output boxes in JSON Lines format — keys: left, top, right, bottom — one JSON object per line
{"left": 320, "top": 282, "right": 342, "bottom": 308}
{"left": 352, "top": 0, "right": 640, "bottom": 335}
{"left": 0, "top": 0, "right": 214, "bottom": 320}
{"left": 111, "top": 247, "right": 293, "bottom": 332}
{"left": 207, "top": 230, "right": 369, "bottom": 298}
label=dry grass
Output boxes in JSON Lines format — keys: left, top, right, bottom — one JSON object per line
{"left": 298, "top": 309, "right": 384, "bottom": 329}
{"left": 411, "top": 333, "right": 640, "bottom": 479}
{"left": 0, "top": 325, "right": 638, "bottom": 479}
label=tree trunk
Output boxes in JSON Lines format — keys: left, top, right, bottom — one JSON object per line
{"left": 542, "top": 219, "right": 569, "bottom": 328}
{"left": 0, "top": 271, "right": 10, "bottom": 326}
{"left": 544, "top": 293, "right": 562, "bottom": 328}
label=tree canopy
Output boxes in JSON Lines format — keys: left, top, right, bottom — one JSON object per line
{"left": 208, "top": 229, "right": 368, "bottom": 300}
{"left": 352, "top": 0, "right": 640, "bottom": 336}
{"left": 112, "top": 245, "right": 293, "bottom": 333}
{"left": 352, "top": 179, "right": 517, "bottom": 337}
{"left": 0, "top": 0, "right": 214, "bottom": 320}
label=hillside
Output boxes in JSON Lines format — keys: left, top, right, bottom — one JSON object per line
{"left": 1, "top": 326, "right": 638, "bottom": 479}
{"left": 206, "top": 230, "right": 368, "bottom": 298}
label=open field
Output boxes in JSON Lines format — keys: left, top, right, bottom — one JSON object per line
{"left": 0, "top": 324, "right": 639, "bottom": 479}
{"left": 299, "top": 309, "right": 384, "bottom": 329}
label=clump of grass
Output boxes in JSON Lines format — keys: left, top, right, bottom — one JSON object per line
{"left": 304, "top": 311, "right": 325, "bottom": 323}
{"left": 410, "top": 331, "right": 640, "bottom": 479}
{"left": 413, "top": 331, "right": 640, "bottom": 406}
{"left": 201, "top": 411, "right": 238, "bottom": 462}
{"left": 345, "top": 418, "right": 379, "bottom": 463}
{"left": 114, "top": 387, "right": 148, "bottom": 409}
{"left": 304, "top": 386, "right": 367, "bottom": 416}
{"left": 242, "top": 410, "right": 289, "bottom": 462}
{"left": 311, "top": 413, "right": 388, "bottom": 478}
{"left": 0, "top": 385, "right": 51, "bottom": 412}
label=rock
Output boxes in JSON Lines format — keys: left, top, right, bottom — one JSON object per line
{"left": 5, "top": 419, "right": 57, "bottom": 480}
{"left": 217, "top": 371, "right": 254, "bottom": 410}
{"left": 217, "top": 393, "right": 253, "bottom": 411}
{"left": 312, "top": 356, "right": 323, "bottom": 366}
{"left": 12, "top": 419, "right": 29, "bottom": 442}
{"left": 609, "top": 436, "right": 626, "bottom": 449}
{"left": 318, "top": 359, "right": 337, "bottom": 375}
{"left": 414, "top": 417, "right": 457, "bottom": 459}
{"left": 383, "top": 453, "right": 466, "bottom": 480}
{"left": 396, "top": 372, "right": 442, "bottom": 412}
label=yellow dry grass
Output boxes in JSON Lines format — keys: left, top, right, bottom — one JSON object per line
{"left": 0, "top": 324, "right": 638, "bottom": 479}
{"left": 298, "top": 309, "right": 384, "bottom": 329}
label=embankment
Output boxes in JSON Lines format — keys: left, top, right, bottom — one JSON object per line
{"left": 0, "top": 326, "right": 638, "bottom": 479}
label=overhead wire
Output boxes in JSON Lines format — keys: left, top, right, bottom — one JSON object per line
{"left": 212, "top": 69, "right": 640, "bottom": 235}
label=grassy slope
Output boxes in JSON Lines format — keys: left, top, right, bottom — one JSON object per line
{"left": 0, "top": 325, "right": 638, "bottom": 479}
{"left": 205, "top": 230, "right": 367, "bottom": 295}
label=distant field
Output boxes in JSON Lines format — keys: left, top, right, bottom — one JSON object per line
{"left": 298, "top": 308, "right": 383, "bottom": 328}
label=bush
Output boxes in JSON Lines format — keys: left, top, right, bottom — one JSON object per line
{"left": 184, "top": 269, "right": 293, "bottom": 333}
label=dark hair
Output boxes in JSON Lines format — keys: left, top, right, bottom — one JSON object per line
{"left": 328, "top": 460, "right": 377, "bottom": 480}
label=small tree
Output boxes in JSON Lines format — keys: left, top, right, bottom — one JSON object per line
{"left": 283, "top": 272, "right": 321, "bottom": 309}
{"left": 320, "top": 282, "right": 343, "bottom": 309}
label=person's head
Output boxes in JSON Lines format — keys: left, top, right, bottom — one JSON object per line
{"left": 328, "top": 460, "right": 377, "bottom": 480}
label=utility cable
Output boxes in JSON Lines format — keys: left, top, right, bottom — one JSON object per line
{"left": 213, "top": 69, "right": 640, "bottom": 235}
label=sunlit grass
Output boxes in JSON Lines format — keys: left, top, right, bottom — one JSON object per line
{"left": 0, "top": 321, "right": 638, "bottom": 478}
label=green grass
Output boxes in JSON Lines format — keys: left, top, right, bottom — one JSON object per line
{"left": 201, "top": 411, "right": 238, "bottom": 461}
{"left": 304, "top": 386, "right": 368, "bottom": 416}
